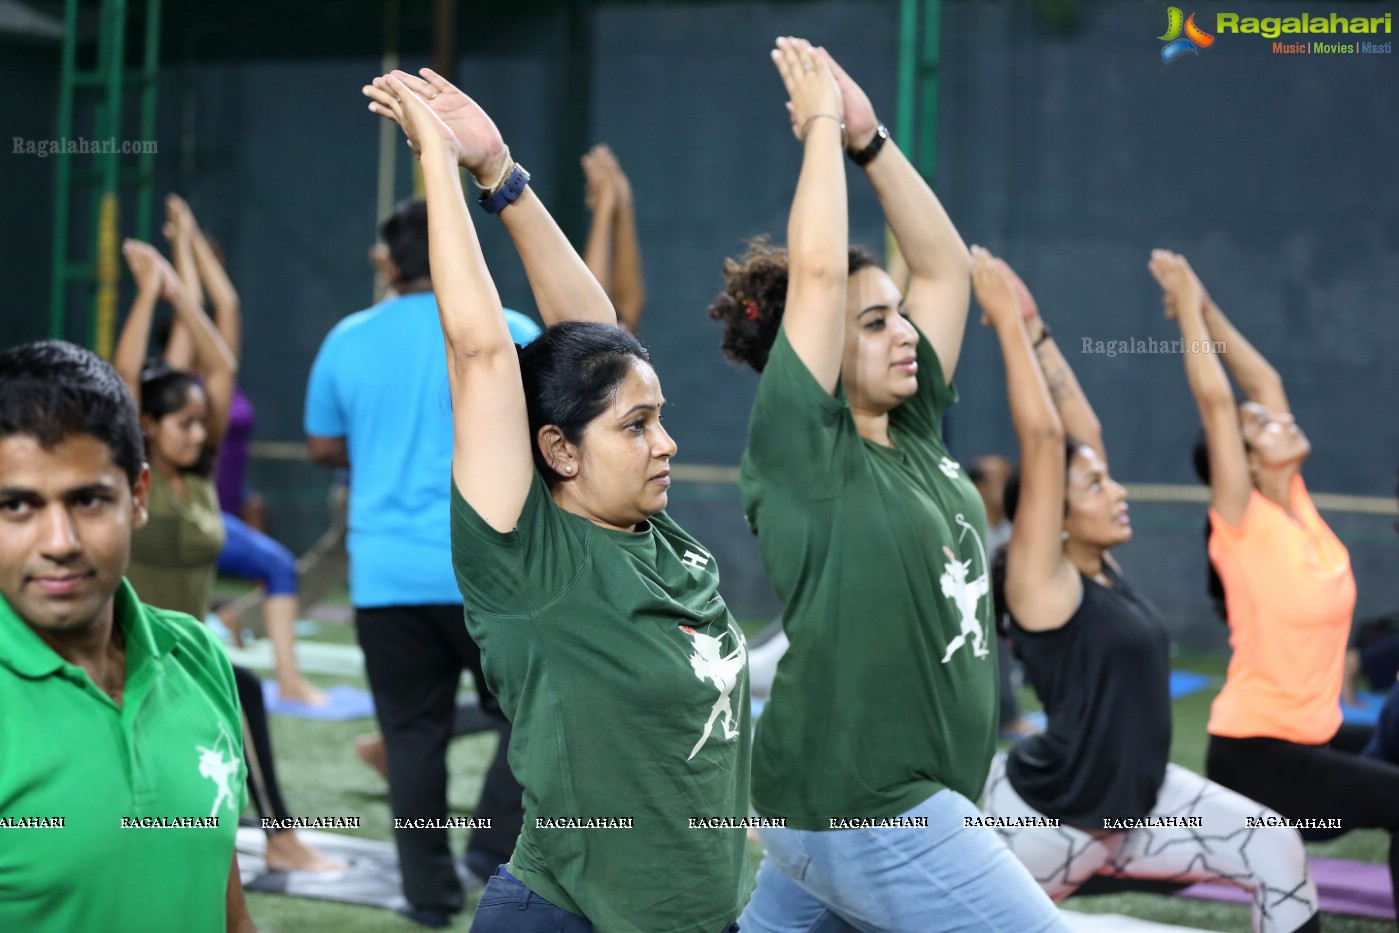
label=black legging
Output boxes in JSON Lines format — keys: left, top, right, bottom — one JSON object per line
{"left": 231, "top": 663, "right": 293, "bottom": 829}
{"left": 1207, "top": 726, "right": 1399, "bottom": 927}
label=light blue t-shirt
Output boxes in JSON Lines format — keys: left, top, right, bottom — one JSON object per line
{"left": 304, "top": 292, "right": 541, "bottom": 607}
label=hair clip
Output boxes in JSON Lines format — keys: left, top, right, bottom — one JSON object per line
{"left": 743, "top": 299, "right": 760, "bottom": 322}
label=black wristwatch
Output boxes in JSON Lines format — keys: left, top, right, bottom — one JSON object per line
{"left": 478, "top": 163, "right": 530, "bottom": 215}
{"left": 848, "top": 123, "right": 889, "bottom": 167}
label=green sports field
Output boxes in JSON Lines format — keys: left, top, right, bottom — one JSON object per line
{"left": 241, "top": 610, "right": 1392, "bottom": 933}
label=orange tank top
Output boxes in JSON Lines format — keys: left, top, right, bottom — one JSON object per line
{"left": 1207, "top": 474, "right": 1355, "bottom": 744}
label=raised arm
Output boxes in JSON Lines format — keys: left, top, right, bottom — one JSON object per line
{"left": 824, "top": 49, "right": 971, "bottom": 383}
{"left": 390, "top": 67, "right": 616, "bottom": 329}
{"left": 1152, "top": 250, "right": 1251, "bottom": 527}
{"left": 364, "top": 73, "right": 532, "bottom": 532}
{"left": 1198, "top": 284, "right": 1290, "bottom": 415}
{"left": 997, "top": 258, "right": 1105, "bottom": 463}
{"left": 773, "top": 36, "right": 848, "bottom": 395}
{"left": 115, "top": 239, "right": 165, "bottom": 400}
{"left": 581, "top": 145, "right": 618, "bottom": 299}
{"left": 187, "top": 206, "right": 243, "bottom": 363}
{"left": 161, "top": 195, "right": 202, "bottom": 371}
{"left": 158, "top": 249, "right": 237, "bottom": 449}
{"left": 604, "top": 148, "right": 647, "bottom": 333}
{"left": 973, "top": 247, "right": 1080, "bottom": 632}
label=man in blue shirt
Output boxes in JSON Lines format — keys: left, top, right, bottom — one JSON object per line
{"left": 305, "top": 199, "right": 535, "bottom": 928}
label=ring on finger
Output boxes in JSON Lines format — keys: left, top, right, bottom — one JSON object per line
{"left": 802, "top": 63, "right": 815, "bottom": 73}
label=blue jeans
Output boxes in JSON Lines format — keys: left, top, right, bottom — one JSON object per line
{"left": 469, "top": 868, "right": 592, "bottom": 933}
{"left": 740, "top": 790, "right": 1068, "bottom": 933}
{"left": 470, "top": 867, "right": 741, "bottom": 933}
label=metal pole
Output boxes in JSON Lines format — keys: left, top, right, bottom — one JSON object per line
{"left": 48, "top": 0, "right": 82, "bottom": 339}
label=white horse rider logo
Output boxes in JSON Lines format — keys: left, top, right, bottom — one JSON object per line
{"left": 939, "top": 513, "right": 991, "bottom": 664}
{"left": 197, "top": 722, "right": 241, "bottom": 818}
{"left": 681, "top": 622, "right": 747, "bottom": 760}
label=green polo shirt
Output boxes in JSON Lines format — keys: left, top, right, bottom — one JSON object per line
{"left": 0, "top": 579, "right": 246, "bottom": 932}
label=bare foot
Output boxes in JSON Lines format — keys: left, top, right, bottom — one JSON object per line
{"left": 216, "top": 603, "right": 246, "bottom": 648}
{"left": 355, "top": 733, "right": 389, "bottom": 779}
{"left": 278, "top": 679, "right": 329, "bottom": 707}
{"left": 264, "top": 831, "right": 345, "bottom": 873}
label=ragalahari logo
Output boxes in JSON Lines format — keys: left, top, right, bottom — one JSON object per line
{"left": 1160, "top": 7, "right": 1215, "bottom": 62}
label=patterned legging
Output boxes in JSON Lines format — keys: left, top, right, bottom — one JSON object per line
{"left": 981, "top": 751, "right": 1319, "bottom": 933}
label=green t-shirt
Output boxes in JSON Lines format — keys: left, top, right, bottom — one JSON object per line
{"left": 127, "top": 469, "right": 225, "bottom": 619}
{"left": 451, "top": 473, "right": 753, "bottom": 933}
{"left": 0, "top": 579, "right": 247, "bottom": 932}
{"left": 741, "top": 326, "right": 997, "bottom": 829}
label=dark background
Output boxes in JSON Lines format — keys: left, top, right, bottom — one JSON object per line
{"left": 4, "top": 0, "right": 1396, "bottom": 647}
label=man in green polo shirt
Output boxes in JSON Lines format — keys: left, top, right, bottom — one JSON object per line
{"left": 0, "top": 340, "right": 256, "bottom": 933}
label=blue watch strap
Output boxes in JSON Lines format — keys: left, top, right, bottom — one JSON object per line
{"left": 478, "top": 163, "right": 530, "bottom": 215}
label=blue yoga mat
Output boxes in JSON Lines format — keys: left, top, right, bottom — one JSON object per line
{"left": 261, "top": 681, "right": 376, "bottom": 721}
{"left": 1342, "top": 690, "right": 1387, "bottom": 727}
{"left": 1168, "top": 669, "right": 1212, "bottom": 699}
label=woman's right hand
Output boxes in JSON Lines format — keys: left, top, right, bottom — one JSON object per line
{"left": 771, "top": 36, "right": 843, "bottom": 143}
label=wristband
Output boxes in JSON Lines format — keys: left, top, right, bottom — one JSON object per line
{"left": 1033, "top": 324, "right": 1053, "bottom": 348}
{"left": 478, "top": 163, "right": 530, "bottom": 215}
{"left": 848, "top": 123, "right": 889, "bottom": 167}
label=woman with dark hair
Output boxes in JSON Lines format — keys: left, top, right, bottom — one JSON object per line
{"left": 363, "top": 64, "right": 749, "bottom": 933}
{"left": 159, "top": 193, "right": 326, "bottom": 706}
{"left": 1156, "top": 249, "right": 1399, "bottom": 911}
{"left": 973, "top": 250, "right": 1319, "bottom": 933}
{"left": 114, "top": 239, "right": 339, "bottom": 874}
{"left": 709, "top": 42, "right": 1063, "bottom": 932}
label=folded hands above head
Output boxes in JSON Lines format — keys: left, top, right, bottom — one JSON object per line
{"left": 770, "top": 36, "right": 844, "bottom": 144}
{"left": 363, "top": 67, "right": 514, "bottom": 189}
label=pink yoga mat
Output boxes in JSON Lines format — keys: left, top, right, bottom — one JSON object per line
{"left": 1179, "top": 856, "right": 1394, "bottom": 921}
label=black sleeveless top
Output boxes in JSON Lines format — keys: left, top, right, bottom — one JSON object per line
{"left": 1006, "top": 564, "right": 1172, "bottom": 828}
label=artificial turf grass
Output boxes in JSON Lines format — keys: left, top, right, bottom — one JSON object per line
{"left": 243, "top": 624, "right": 1394, "bottom": 933}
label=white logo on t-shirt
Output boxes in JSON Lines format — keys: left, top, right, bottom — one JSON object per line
{"left": 938, "top": 456, "right": 961, "bottom": 479}
{"left": 939, "top": 514, "right": 991, "bottom": 664}
{"left": 197, "top": 722, "right": 241, "bottom": 818}
{"left": 681, "top": 622, "right": 747, "bottom": 761}
{"left": 682, "top": 548, "right": 711, "bottom": 569}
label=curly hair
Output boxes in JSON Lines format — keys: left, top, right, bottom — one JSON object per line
{"left": 707, "top": 236, "right": 881, "bottom": 373}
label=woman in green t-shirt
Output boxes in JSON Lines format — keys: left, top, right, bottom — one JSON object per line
{"left": 113, "top": 240, "right": 339, "bottom": 875}
{"left": 709, "top": 43, "right": 1065, "bottom": 932}
{"left": 363, "top": 67, "right": 750, "bottom": 933}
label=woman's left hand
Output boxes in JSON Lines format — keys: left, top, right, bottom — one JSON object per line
{"left": 819, "top": 48, "right": 878, "bottom": 151}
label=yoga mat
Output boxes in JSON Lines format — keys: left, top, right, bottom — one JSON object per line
{"left": 1178, "top": 856, "right": 1394, "bottom": 921}
{"left": 1342, "top": 691, "right": 1387, "bottom": 727}
{"left": 235, "top": 827, "right": 485, "bottom": 909}
{"left": 1169, "top": 670, "right": 1212, "bottom": 699}
{"left": 261, "top": 681, "right": 376, "bottom": 721}
{"left": 225, "top": 639, "right": 368, "bottom": 678}
{"left": 754, "top": 670, "right": 1214, "bottom": 722}
{"left": 1061, "top": 911, "right": 1218, "bottom": 933}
